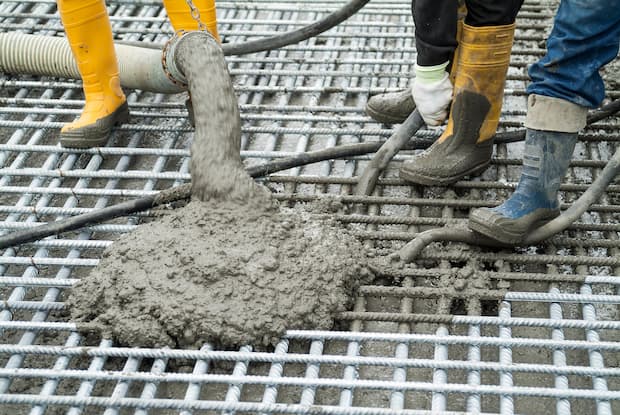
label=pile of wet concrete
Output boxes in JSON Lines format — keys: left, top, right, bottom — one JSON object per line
{"left": 68, "top": 199, "right": 371, "bottom": 349}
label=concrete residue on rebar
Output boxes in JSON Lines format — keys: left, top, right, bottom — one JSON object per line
{"left": 68, "top": 33, "right": 371, "bottom": 349}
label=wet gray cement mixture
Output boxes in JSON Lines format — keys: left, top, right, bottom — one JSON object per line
{"left": 68, "top": 33, "right": 373, "bottom": 349}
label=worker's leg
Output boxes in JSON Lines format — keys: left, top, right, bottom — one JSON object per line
{"left": 57, "top": 0, "right": 129, "bottom": 148}
{"left": 469, "top": 0, "right": 620, "bottom": 244}
{"left": 399, "top": 0, "right": 522, "bottom": 186}
{"left": 365, "top": 0, "right": 460, "bottom": 125}
{"left": 162, "top": 0, "right": 219, "bottom": 41}
{"left": 162, "top": 0, "right": 220, "bottom": 127}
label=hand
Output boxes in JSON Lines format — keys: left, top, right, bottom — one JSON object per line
{"left": 412, "top": 71, "right": 453, "bottom": 126}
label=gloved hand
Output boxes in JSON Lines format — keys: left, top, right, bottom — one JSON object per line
{"left": 412, "top": 62, "right": 453, "bottom": 126}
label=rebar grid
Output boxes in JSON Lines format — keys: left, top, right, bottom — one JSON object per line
{"left": 0, "top": 1, "right": 619, "bottom": 414}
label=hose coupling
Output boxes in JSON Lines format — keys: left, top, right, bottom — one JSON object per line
{"left": 162, "top": 30, "right": 218, "bottom": 89}
{"left": 162, "top": 31, "right": 189, "bottom": 89}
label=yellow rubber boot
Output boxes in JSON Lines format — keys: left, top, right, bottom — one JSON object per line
{"left": 163, "top": 0, "right": 220, "bottom": 42}
{"left": 449, "top": 16, "right": 466, "bottom": 85}
{"left": 57, "top": 0, "right": 129, "bottom": 148}
{"left": 400, "top": 23, "right": 515, "bottom": 186}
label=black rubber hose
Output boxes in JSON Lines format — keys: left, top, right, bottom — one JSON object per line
{"left": 0, "top": 139, "right": 435, "bottom": 250}
{"left": 585, "top": 98, "right": 620, "bottom": 124}
{"left": 221, "top": 0, "right": 371, "bottom": 56}
{"left": 393, "top": 226, "right": 503, "bottom": 264}
{"left": 394, "top": 99, "right": 620, "bottom": 262}
{"left": 115, "top": 0, "right": 371, "bottom": 56}
{"left": 355, "top": 109, "right": 425, "bottom": 199}
{"left": 395, "top": 142, "right": 620, "bottom": 262}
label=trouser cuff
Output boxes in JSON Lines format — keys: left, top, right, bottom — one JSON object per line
{"left": 525, "top": 94, "right": 587, "bottom": 132}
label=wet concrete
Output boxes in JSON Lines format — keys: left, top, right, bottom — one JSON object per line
{"left": 68, "top": 33, "right": 372, "bottom": 349}
{"left": 179, "top": 33, "right": 269, "bottom": 204}
{"left": 68, "top": 200, "right": 372, "bottom": 349}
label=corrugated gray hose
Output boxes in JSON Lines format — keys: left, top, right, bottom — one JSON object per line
{"left": 0, "top": 0, "right": 371, "bottom": 92}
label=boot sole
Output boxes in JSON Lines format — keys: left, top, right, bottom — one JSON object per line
{"left": 365, "top": 104, "right": 409, "bottom": 125}
{"left": 468, "top": 217, "right": 522, "bottom": 245}
{"left": 399, "top": 160, "right": 490, "bottom": 186}
{"left": 60, "top": 102, "right": 130, "bottom": 149}
{"left": 469, "top": 210, "right": 560, "bottom": 245}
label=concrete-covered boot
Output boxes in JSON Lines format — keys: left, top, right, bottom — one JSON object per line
{"left": 469, "top": 95, "right": 587, "bottom": 244}
{"left": 399, "top": 23, "right": 515, "bottom": 186}
{"left": 58, "top": 0, "right": 129, "bottom": 148}
{"left": 365, "top": 88, "right": 416, "bottom": 124}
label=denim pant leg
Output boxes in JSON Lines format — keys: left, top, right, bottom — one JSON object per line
{"left": 527, "top": 0, "right": 620, "bottom": 108}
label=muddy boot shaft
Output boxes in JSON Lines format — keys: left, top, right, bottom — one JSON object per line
{"left": 163, "top": 0, "right": 219, "bottom": 41}
{"left": 469, "top": 128, "right": 578, "bottom": 244}
{"left": 400, "top": 23, "right": 515, "bottom": 186}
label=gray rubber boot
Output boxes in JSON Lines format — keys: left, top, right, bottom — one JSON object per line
{"left": 60, "top": 102, "right": 130, "bottom": 148}
{"left": 399, "top": 90, "right": 493, "bottom": 186}
{"left": 469, "top": 129, "right": 578, "bottom": 244}
{"left": 365, "top": 88, "right": 416, "bottom": 124}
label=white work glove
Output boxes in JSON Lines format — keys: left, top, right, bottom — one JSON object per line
{"left": 412, "top": 62, "right": 453, "bottom": 126}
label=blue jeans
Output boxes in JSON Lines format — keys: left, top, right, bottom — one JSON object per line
{"left": 527, "top": 0, "right": 620, "bottom": 108}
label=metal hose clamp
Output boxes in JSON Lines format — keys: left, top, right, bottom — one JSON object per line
{"left": 161, "top": 30, "right": 189, "bottom": 89}
{"left": 161, "top": 30, "right": 219, "bottom": 89}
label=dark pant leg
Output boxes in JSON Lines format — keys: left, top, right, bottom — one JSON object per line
{"left": 463, "top": 0, "right": 523, "bottom": 26}
{"left": 412, "top": 0, "right": 458, "bottom": 66}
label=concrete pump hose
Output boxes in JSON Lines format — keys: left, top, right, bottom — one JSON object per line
{"left": 0, "top": 0, "right": 370, "bottom": 92}
{"left": 0, "top": 32, "right": 183, "bottom": 94}
{"left": 355, "top": 109, "right": 425, "bottom": 199}
{"left": 222, "top": 0, "right": 371, "bottom": 56}
{"left": 395, "top": 146, "right": 620, "bottom": 263}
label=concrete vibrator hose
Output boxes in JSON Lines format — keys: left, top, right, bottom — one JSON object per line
{"left": 391, "top": 99, "right": 620, "bottom": 262}
{"left": 0, "top": 0, "right": 371, "bottom": 93}
{"left": 0, "top": 98, "right": 618, "bottom": 249}
{"left": 392, "top": 145, "right": 620, "bottom": 263}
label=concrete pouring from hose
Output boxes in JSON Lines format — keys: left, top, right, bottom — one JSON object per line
{"left": 0, "top": 0, "right": 371, "bottom": 93}
{"left": 66, "top": 31, "right": 375, "bottom": 350}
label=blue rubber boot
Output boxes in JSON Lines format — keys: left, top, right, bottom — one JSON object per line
{"left": 468, "top": 128, "right": 577, "bottom": 244}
